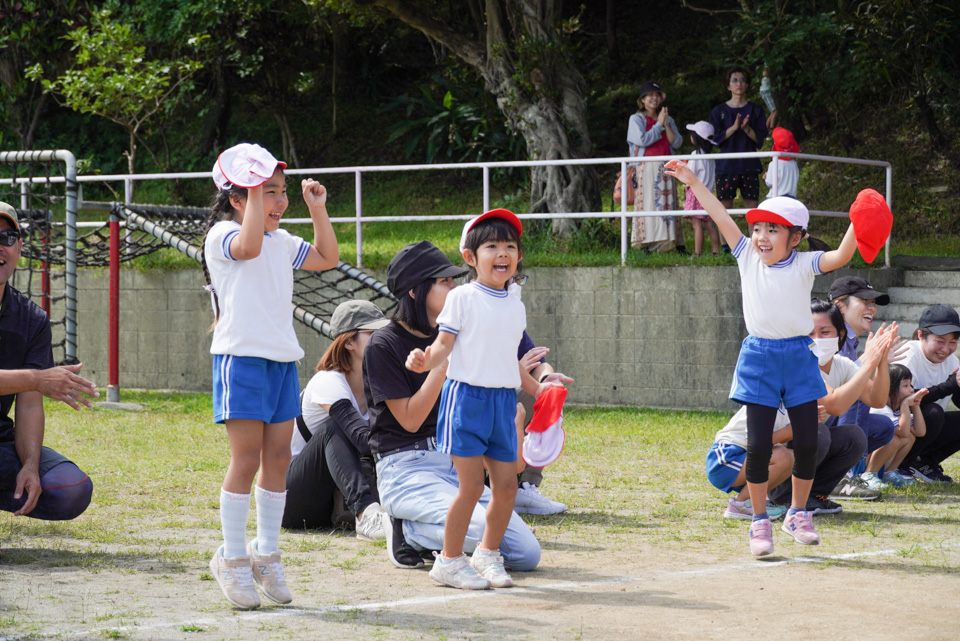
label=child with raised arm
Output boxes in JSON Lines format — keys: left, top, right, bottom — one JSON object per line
{"left": 666, "top": 158, "right": 859, "bottom": 556}
{"left": 201, "top": 143, "right": 339, "bottom": 609}
{"left": 406, "top": 209, "right": 551, "bottom": 590}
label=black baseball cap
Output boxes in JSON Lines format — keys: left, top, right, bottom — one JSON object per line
{"left": 386, "top": 240, "right": 467, "bottom": 297}
{"left": 827, "top": 276, "right": 890, "bottom": 306}
{"left": 919, "top": 305, "right": 960, "bottom": 335}
{"left": 638, "top": 81, "right": 663, "bottom": 98}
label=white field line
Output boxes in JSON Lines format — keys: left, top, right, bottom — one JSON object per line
{"left": 3, "top": 541, "right": 957, "bottom": 641}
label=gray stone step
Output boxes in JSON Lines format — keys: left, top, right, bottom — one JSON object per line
{"left": 886, "top": 286, "right": 960, "bottom": 306}
{"left": 903, "top": 271, "right": 960, "bottom": 289}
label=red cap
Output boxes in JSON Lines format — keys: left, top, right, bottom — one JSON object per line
{"left": 772, "top": 127, "right": 799, "bottom": 154}
{"left": 459, "top": 209, "right": 523, "bottom": 252}
{"left": 848, "top": 188, "right": 893, "bottom": 264}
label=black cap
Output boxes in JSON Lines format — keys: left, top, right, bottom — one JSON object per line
{"left": 638, "top": 81, "right": 663, "bottom": 98}
{"left": 919, "top": 304, "right": 960, "bottom": 335}
{"left": 386, "top": 240, "right": 467, "bottom": 297}
{"left": 827, "top": 276, "right": 890, "bottom": 306}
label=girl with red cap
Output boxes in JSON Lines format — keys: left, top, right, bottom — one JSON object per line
{"left": 764, "top": 127, "right": 800, "bottom": 198}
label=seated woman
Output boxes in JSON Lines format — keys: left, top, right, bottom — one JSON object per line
{"left": 281, "top": 300, "right": 390, "bottom": 541}
{"left": 364, "top": 241, "right": 541, "bottom": 571}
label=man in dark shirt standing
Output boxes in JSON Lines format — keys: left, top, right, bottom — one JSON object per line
{"left": 0, "top": 201, "right": 96, "bottom": 523}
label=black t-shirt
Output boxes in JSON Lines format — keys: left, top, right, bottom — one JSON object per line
{"left": 0, "top": 285, "right": 54, "bottom": 443}
{"left": 363, "top": 321, "right": 439, "bottom": 454}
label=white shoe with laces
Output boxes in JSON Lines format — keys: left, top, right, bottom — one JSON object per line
{"left": 470, "top": 548, "right": 514, "bottom": 588}
{"left": 209, "top": 545, "right": 260, "bottom": 610}
{"left": 248, "top": 540, "right": 293, "bottom": 604}
{"left": 355, "top": 502, "right": 386, "bottom": 541}
{"left": 513, "top": 482, "right": 568, "bottom": 515}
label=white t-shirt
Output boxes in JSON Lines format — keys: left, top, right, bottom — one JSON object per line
{"left": 764, "top": 158, "right": 799, "bottom": 198}
{"left": 869, "top": 404, "right": 908, "bottom": 428}
{"left": 820, "top": 354, "right": 860, "bottom": 391}
{"left": 688, "top": 149, "right": 716, "bottom": 193}
{"left": 733, "top": 236, "right": 824, "bottom": 339}
{"left": 714, "top": 404, "right": 791, "bottom": 450}
{"left": 895, "top": 340, "right": 960, "bottom": 411}
{"left": 437, "top": 281, "right": 525, "bottom": 388}
{"left": 291, "top": 369, "right": 366, "bottom": 458}
{"left": 205, "top": 220, "right": 311, "bottom": 362}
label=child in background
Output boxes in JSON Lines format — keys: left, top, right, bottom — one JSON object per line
{"left": 864, "top": 364, "right": 928, "bottom": 489}
{"left": 666, "top": 158, "right": 858, "bottom": 557}
{"left": 683, "top": 121, "right": 721, "bottom": 257}
{"left": 764, "top": 127, "right": 800, "bottom": 198}
{"left": 406, "top": 209, "right": 553, "bottom": 590}
{"left": 201, "top": 143, "right": 339, "bottom": 609}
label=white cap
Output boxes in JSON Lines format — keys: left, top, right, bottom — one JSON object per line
{"left": 212, "top": 143, "right": 287, "bottom": 190}
{"left": 746, "top": 196, "right": 809, "bottom": 229}
{"left": 685, "top": 120, "right": 717, "bottom": 144}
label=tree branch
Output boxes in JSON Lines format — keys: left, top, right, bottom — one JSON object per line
{"left": 678, "top": 0, "right": 742, "bottom": 16}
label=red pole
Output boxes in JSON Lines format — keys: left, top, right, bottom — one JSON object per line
{"left": 108, "top": 208, "right": 120, "bottom": 402}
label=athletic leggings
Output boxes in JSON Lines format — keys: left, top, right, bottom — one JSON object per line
{"left": 745, "top": 401, "right": 819, "bottom": 484}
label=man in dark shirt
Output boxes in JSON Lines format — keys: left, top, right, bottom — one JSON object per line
{"left": 0, "top": 201, "right": 96, "bottom": 522}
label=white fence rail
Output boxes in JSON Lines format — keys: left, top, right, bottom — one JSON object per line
{"left": 6, "top": 151, "right": 893, "bottom": 267}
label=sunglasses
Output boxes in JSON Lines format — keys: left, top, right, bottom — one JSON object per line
{"left": 512, "top": 274, "right": 528, "bottom": 286}
{"left": 0, "top": 230, "right": 20, "bottom": 247}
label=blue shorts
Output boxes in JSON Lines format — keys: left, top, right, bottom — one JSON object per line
{"left": 212, "top": 355, "right": 300, "bottom": 424}
{"left": 705, "top": 442, "right": 746, "bottom": 493}
{"left": 437, "top": 379, "right": 517, "bottom": 462}
{"left": 729, "top": 335, "right": 827, "bottom": 408}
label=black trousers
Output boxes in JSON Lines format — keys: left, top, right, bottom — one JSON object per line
{"left": 282, "top": 418, "right": 378, "bottom": 530}
{"left": 903, "top": 405, "right": 960, "bottom": 467}
{"left": 768, "top": 422, "right": 866, "bottom": 505}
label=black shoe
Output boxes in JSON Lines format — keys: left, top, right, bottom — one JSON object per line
{"left": 383, "top": 515, "right": 424, "bottom": 569}
{"left": 828, "top": 476, "right": 881, "bottom": 501}
{"left": 807, "top": 494, "right": 843, "bottom": 515}
{"left": 675, "top": 245, "right": 688, "bottom": 255}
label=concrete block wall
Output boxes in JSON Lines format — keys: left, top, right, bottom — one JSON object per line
{"left": 71, "top": 265, "right": 960, "bottom": 411}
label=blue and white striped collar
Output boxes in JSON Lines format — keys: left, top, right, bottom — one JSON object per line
{"left": 472, "top": 281, "right": 509, "bottom": 298}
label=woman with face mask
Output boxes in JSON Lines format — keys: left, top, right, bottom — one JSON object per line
{"left": 805, "top": 299, "right": 898, "bottom": 500}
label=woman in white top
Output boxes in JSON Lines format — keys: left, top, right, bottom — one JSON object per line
{"left": 282, "top": 300, "right": 390, "bottom": 541}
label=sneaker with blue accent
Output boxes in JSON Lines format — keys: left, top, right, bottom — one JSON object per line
{"left": 882, "top": 469, "right": 915, "bottom": 488}
{"left": 781, "top": 511, "right": 821, "bottom": 545}
{"left": 723, "top": 498, "right": 785, "bottom": 521}
{"left": 748, "top": 519, "right": 774, "bottom": 557}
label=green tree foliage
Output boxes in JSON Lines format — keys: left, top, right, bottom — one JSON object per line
{"left": 26, "top": 9, "right": 204, "bottom": 188}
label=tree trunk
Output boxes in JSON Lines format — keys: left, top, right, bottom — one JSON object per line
{"left": 605, "top": 0, "right": 621, "bottom": 72}
{"left": 275, "top": 112, "right": 300, "bottom": 169}
{"left": 199, "top": 64, "right": 232, "bottom": 159}
{"left": 356, "top": 0, "right": 599, "bottom": 236}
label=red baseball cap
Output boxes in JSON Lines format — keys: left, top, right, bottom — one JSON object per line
{"left": 459, "top": 208, "right": 523, "bottom": 252}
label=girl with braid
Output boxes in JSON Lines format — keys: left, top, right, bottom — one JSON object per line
{"left": 200, "top": 143, "right": 339, "bottom": 609}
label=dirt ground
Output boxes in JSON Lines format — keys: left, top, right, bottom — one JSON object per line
{"left": 2, "top": 502, "right": 959, "bottom": 641}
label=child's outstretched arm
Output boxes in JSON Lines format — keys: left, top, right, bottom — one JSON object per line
{"left": 300, "top": 179, "right": 340, "bottom": 271}
{"left": 230, "top": 185, "right": 266, "bottom": 260}
{"left": 818, "top": 222, "right": 857, "bottom": 272}
{"left": 665, "top": 159, "right": 743, "bottom": 248}
{"left": 406, "top": 331, "right": 455, "bottom": 373}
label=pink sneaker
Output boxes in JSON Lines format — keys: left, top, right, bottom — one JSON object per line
{"left": 748, "top": 519, "right": 774, "bottom": 557}
{"left": 781, "top": 511, "right": 821, "bottom": 545}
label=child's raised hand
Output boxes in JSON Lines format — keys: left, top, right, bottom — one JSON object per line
{"left": 301, "top": 179, "right": 327, "bottom": 207}
{"left": 905, "top": 388, "right": 928, "bottom": 407}
{"left": 664, "top": 159, "right": 698, "bottom": 186}
{"left": 519, "top": 347, "right": 550, "bottom": 372}
{"left": 405, "top": 347, "right": 429, "bottom": 372}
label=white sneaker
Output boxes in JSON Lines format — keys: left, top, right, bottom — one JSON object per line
{"left": 248, "top": 540, "right": 293, "bottom": 604}
{"left": 469, "top": 548, "right": 514, "bottom": 588}
{"left": 356, "top": 502, "right": 386, "bottom": 542}
{"left": 429, "top": 553, "right": 491, "bottom": 590}
{"left": 858, "top": 472, "right": 888, "bottom": 492}
{"left": 513, "top": 482, "right": 567, "bottom": 515}
{"left": 209, "top": 545, "right": 260, "bottom": 610}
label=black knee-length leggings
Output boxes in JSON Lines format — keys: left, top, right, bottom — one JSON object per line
{"left": 745, "top": 401, "right": 819, "bottom": 484}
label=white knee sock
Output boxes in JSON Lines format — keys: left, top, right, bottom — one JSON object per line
{"left": 220, "top": 488, "right": 250, "bottom": 559}
{"left": 255, "top": 486, "right": 287, "bottom": 554}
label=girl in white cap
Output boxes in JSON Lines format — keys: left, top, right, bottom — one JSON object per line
{"left": 201, "top": 143, "right": 339, "bottom": 609}
{"left": 667, "top": 158, "right": 859, "bottom": 556}
{"left": 683, "top": 121, "right": 721, "bottom": 257}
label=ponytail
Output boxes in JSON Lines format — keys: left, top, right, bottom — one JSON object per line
{"left": 787, "top": 225, "right": 831, "bottom": 252}
{"left": 200, "top": 185, "right": 245, "bottom": 330}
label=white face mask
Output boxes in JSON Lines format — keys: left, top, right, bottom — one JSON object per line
{"left": 813, "top": 336, "right": 839, "bottom": 366}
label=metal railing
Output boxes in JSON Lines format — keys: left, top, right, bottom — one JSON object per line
{"left": 29, "top": 150, "right": 890, "bottom": 268}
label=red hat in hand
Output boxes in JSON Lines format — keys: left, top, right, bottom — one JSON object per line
{"left": 848, "top": 188, "right": 893, "bottom": 264}
{"left": 523, "top": 386, "right": 568, "bottom": 468}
